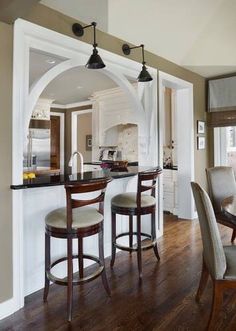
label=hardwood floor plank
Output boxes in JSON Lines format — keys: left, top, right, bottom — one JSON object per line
{"left": 1, "top": 215, "right": 236, "bottom": 330}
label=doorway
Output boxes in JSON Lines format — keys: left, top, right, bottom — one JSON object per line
{"left": 50, "top": 112, "right": 65, "bottom": 172}
{"left": 71, "top": 108, "right": 92, "bottom": 173}
{"left": 159, "top": 71, "right": 195, "bottom": 228}
{"left": 50, "top": 115, "right": 60, "bottom": 169}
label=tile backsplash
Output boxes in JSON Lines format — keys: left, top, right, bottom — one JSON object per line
{"left": 163, "top": 146, "right": 173, "bottom": 167}
{"left": 117, "top": 124, "right": 138, "bottom": 162}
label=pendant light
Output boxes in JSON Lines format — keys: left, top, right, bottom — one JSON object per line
{"left": 72, "top": 22, "right": 105, "bottom": 69}
{"left": 122, "top": 43, "right": 153, "bottom": 82}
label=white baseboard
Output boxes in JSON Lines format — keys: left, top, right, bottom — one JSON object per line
{"left": 0, "top": 297, "right": 18, "bottom": 320}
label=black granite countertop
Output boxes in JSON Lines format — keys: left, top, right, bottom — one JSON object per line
{"left": 11, "top": 166, "right": 162, "bottom": 190}
{"left": 163, "top": 165, "right": 178, "bottom": 171}
{"left": 83, "top": 161, "right": 139, "bottom": 166}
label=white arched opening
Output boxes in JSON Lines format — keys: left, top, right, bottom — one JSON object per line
{"left": 26, "top": 61, "right": 148, "bottom": 166}
{"left": 12, "top": 19, "right": 157, "bottom": 184}
{"left": 9, "top": 18, "right": 158, "bottom": 317}
{"left": 27, "top": 62, "right": 146, "bottom": 137}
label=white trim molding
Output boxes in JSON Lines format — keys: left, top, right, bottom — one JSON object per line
{"left": 0, "top": 298, "right": 17, "bottom": 320}
{"left": 52, "top": 100, "right": 92, "bottom": 109}
{"left": 214, "top": 127, "right": 221, "bottom": 166}
{"left": 159, "top": 71, "right": 195, "bottom": 221}
{"left": 71, "top": 108, "right": 93, "bottom": 173}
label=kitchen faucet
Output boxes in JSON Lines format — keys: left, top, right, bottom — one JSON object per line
{"left": 68, "top": 151, "right": 84, "bottom": 173}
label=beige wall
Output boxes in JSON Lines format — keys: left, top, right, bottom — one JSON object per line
{"left": 0, "top": 3, "right": 208, "bottom": 304}
{"left": 164, "top": 88, "right": 172, "bottom": 148}
{"left": 77, "top": 113, "right": 92, "bottom": 164}
{"left": 0, "top": 22, "right": 13, "bottom": 302}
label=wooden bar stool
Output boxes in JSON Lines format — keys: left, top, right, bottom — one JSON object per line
{"left": 43, "top": 178, "right": 111, "bottom": 321}
{"left": 110, "top": 167, "right": 162, "bottom": 279}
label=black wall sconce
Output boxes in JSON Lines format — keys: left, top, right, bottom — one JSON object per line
{"left": 122, "top": 44, "right": 153, "bottom": 82}
{"left": 72, "top": 21, "right": 105, "bottom": 69}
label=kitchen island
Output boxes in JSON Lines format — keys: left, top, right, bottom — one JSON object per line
{"left": 11, "top": 166, "right": 147, "bottom": 190}
{"left": 11, "top": 166, "right": 161, "bottom": 297}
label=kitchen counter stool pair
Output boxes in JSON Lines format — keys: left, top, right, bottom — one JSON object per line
{"left": 43, "top": 167, "right": 161, "bottom": 321}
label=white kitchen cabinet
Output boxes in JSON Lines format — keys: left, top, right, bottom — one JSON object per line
{"left": 163, "top": 169, "right": 178, "bottom": 215}
{"left": 91, "top": 85, "right": 138, "bottom": 162}
{"left": 83, "top": 164, "right": 101, "bottom": 172}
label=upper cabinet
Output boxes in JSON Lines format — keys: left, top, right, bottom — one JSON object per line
{"left": 31, "top": 98, "right": 53, "bottom": 121}
{"left": 91, "top": 85, "right": 139, "bottom": 162}
{"left": 92, "top": 86, "right": 138, "bottom": 135}
{"left": 29, "top": 98, "right": 54, "bottom": 130}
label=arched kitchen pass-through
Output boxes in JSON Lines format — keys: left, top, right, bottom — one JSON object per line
{"left": 10, "top": 18, "right": 159, "bottom": 315}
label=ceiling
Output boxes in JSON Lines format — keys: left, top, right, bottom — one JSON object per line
{"left": 40, "top": 0, "right": 108, "bottom": 32}
{"left": 40, "top": 67, "right": 118, "bottom": 105}
{"left": 29, "top": 49, "right": 119, "bottom": 105}
{"left": 29, "top": 49, "right": 67, "bottom": 87}
{"left": 40, "top": 0, "right": 236, "bottom": 78}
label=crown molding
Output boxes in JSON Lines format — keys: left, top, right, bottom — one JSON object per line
{"left": 51, "top": 100, "right": 92, "bottom": 109}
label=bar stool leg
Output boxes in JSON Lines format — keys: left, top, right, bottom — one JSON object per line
{"left": 78, "top": 238, "right": 84, "bottom": 279}
{"left": 129, "top": 215, "right": 133, "bottom": 253}
{"left": 67, "top": 237, "right": 73, "bottom": 322}
{"left": 43, "top": 232, "right": 51, "bottom": 302}
{"left": 110, "top": 212, "right": 116, "bottom": 267}
{"left": 99, "top": 227, "right": 111, "bottom": 296}
{"left": 137, "top": 215, "right": 142, "bottom": 279}
{"left": 151, "top": 211, "right": 160, "bottom": 261}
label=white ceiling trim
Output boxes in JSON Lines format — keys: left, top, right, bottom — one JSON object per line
{"left": 51, "top": 100, "right": 92, "bottom": 109}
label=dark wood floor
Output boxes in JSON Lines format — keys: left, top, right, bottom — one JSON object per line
{"left": 1, "top": 215, "right": 236, "bottom": 331}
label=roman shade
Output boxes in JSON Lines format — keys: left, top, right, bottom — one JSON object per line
{"left": 208, "top": 76, "right": 236, "bottom": 127}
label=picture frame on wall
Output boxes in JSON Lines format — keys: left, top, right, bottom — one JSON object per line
{"left": 197, "top": 120, "right": 205, "bottom": 134}
{"left": 197, "top": 136, "right": 205, "bottom": 150}
{"left": 86, "top": 135, "right": 92, "bottom": 151}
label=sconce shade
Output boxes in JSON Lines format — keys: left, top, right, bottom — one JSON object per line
{"left": 86, "top": 48, "right": 106, "bottom": 69}
{"left": 72, "top": 21, "right": 106, "bottom": 69}
{"left": 138, "top": 65, "right": 153, "bottom": 82}
{"left": 122, "top": 43, "right": 153, "bottom": 82}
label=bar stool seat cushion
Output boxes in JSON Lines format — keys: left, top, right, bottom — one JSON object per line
{"left": 111, "top": 192, "right": 156, "bottom": 209}
{"left": 45, "top": 207, "right": 103, "bottom": 229}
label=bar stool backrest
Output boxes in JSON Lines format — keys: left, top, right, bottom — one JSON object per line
{"left": 137, "top": 167, "right": 162, "bottom": 209}
{"left": 65, "top": 178, "right": 112, "bottom": 230}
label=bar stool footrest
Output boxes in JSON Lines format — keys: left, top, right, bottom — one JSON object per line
{"left": 46, "top": 254, "right": 104, "bottom": 286}
{"left": 115, "top": 231, "right": 157, "bottom": 252}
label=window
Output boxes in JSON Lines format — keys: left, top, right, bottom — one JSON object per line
{"left": 214, "top": 126, "right": 236, "bottom": 171}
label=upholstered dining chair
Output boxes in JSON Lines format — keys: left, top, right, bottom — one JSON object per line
{"left": 191, "top": 182, "right": 236, "bottom": 330}
{"left": 206, "top": 166, "right": 236, "bottom": 242}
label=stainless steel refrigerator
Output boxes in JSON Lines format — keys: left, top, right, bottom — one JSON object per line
{"left": 24, "top": 128, "right": 51, "bottom": 169}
